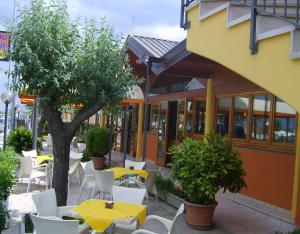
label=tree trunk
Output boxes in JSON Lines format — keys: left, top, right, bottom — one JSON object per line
{"left": 51, "top": 130, "right": 72, "bottom": 206}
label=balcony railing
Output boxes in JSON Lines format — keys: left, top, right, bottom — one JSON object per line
{"left": 180, "top": 0, "right": 197, "bottom": 29}
{"left": 180, "top": 0, "right": 299, "bottom": 54}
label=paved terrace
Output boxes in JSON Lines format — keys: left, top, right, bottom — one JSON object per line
{"left": 4, "top": 151, "right": 298, "bottom": 234}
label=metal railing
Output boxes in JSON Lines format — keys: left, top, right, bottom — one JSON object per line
{"left": 180, "top": 0, "right": 299, "bottom": 54}
{"left": 233, "top": 0, "right": 300, "bottom": 27}
{"left": 180, "top": 0, "right": 197, "bottom": 29}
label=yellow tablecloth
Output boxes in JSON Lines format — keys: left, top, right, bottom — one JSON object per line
{"left": 73, "top": 199, "right": 146, "bottom": 232}
{"left": 106, "top": 167, "right": 148, "bottom": 180}
{"left": 36, "top": 155, "right": 53, "bottom": 163}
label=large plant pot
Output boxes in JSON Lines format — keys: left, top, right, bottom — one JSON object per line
{"left": 92, "top": 156, "right": 105, "bottom": 170}
{"left": 184, "top": 200, "right": 218, "bottom": 230}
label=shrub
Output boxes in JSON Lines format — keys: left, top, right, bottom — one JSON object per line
{"left": 169, "top": 134, "right": 247, "bottom": 205}
{"left": 155, "top": 175, "right": 174, "bottom": 194}
{"left": 85, "top": 127, "right": 110, "bottom": 158}
{"left": 0, "top": 148, "right": 18, "bottom": 200}
{"left": 7, "top": 127, "right": 42, "bottom": 154}
{"left": 0, "top": 202, "right": 9, "bottom": 233}
{"left": 8, "top": 127, "right": 32, "bottom": 154}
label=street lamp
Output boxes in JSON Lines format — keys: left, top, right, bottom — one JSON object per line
{"left": 1, "top": 91, "right": 13, "bottom": 150}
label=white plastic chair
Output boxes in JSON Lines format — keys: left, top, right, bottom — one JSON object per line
{"left": 129, "top": 171, "right": 159, "bottom": 205}
{"left": 68, "top": 158, "right": 82, "bottom": 194}
{"left": 30, "top": 214, "right": 87, "bottom": 234}
{"left": 32, "top": 189, "right": 89, "bottom": 233}
{"left": 78, "top": 143, "right": 86, "bottom": 153}
{"left": 131, "top": 204, "right": 184, "bottom": 234}
{"left": 18, "top": 155, "right": 49, "bottom": 192}
{"left": 93, "top": 170, "right": 115, "bottom": 200}
{"left": 78, "top": 161, "right": 95, "bottom": 203}
{"left": 22, "top": 149, "right": 38, "bottom": 159}
{"left": 112, "top": 186, "right": 147, "bottom": 233}
{"left": 125, "top": 159, "right": 145, "bottom": 170}
{"left": 70, "top": 151, "right": 83, "bottom": 160}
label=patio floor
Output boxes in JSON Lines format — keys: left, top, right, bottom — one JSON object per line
{"left": 3, "top": 150, "right": 298, "bottom": 234}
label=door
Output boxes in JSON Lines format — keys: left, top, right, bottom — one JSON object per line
{"left": 156, "top": 103, "right": 168, "bottom": 166}
{"left": 166, "top": 101, "right": 178, "bottom": 165}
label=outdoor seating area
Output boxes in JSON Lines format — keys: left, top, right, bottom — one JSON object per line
{"left": 1, "top": 0, "right": 300, "bottom": 233}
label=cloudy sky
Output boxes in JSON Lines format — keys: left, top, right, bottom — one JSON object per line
{"left": 0, "top": 0, "right": 186, "bottom": 111}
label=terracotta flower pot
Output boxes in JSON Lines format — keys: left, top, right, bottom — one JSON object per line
{"left": 184, "top": 200, "right": 218, "bottom": 230}
{"left": 92, "top": 156, "right": 106, "bottom": 170}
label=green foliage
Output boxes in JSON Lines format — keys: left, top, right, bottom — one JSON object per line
{"left": 24, "top": 213, "right": 35, "bottom": 233}
{"left": 9, "top": 0, "right": 138, "bottom": 108}
{"left": 0, "top": 202, "right": 9, "bottom": 232}
{"left": 169, "top": 134, "right": 247, "bottom": 205}
{"left": 85, "top": 127, "right": 110, "bottom": 157}
{"left": 0, "top": 148, "right": 18, "bottom": 200}
{"left": 7, "top": 127, "right": 43, "bottom": 155}
{"left": 7, "top": 127, "right": 32, "bottom": 154}
{"left": 155, "top": 175, "right": 174, "bottom": 194}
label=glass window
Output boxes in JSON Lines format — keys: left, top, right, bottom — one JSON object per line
{"left": 158, "top": 103, "right": 167, "bottom": 159}
{"left": 151, "top": 104, "right": 158, "bottom": 130}
{"left": 187, "top": 101, "right": 193, "bottom": 112}
{"left": 195, "top": 101, "right": 206, "bottom": 135}
{"left": 232, "top": 96, "right": 249, "bottom": 139}
{"left": 216, "top": 97, "right": 230, "bottom": 137}
{"left": 251, "top": 95, "right": 271, "bottom": 141}
{"left": 177, "top": 100, "right": 185, "bottom": 141}
{"left": 273, "top": 98, "right": 296, "bottom": 144}
{"left": 186, "top": 114, "right": 193, "bottom": 135}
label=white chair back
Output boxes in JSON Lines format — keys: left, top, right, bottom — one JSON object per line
{"left": 78, "top": 143, "right": 86, "bottom": 153}
{"left": 125, "top": 159, "right": 145, "bottom": 170}
{"left": 22, "top": 150, "right": 38, "bottom": 158}
{"left": 30, "top": 214, "right": 79, "bottom": 234}
{"left": 170, "top": 204, "right": 185, "bottom": 234}
{"left": 112, "top": 186, "right": 146, "bottom": 204}
{"left": 47, "top": 134, "right": 52, "bottom": 145}
{"left": 94, "top": 170, "right": 114, "bottom": 194}
{"left": 18, "top": 156, "right": 33, "bottom": 177}
{"left": 32, "top": 188, "right": 58, "bottom": 217}
{"left": 82, "top": 161, "right": 94, "bottom": 176}
{"left": 70, "top": 151, "right": 83, "bottom": 160}
{"left": 69, "top": 158, "right": 81, "bottom": 175}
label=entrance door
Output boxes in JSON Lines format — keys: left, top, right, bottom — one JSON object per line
{"left": 156, "top": 103, "right": 168, "bottom": 166}
{"left": 166, "top": 101, "right": 178, "bottom": 165}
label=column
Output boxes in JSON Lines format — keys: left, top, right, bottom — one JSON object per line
{"left": 136, "top": 103, "right": 144, "bottom": 159}
{"left": 292, "top": 114, "right": 300, "bottom": 220}
{"left": 100, "top": 111, "right": 106, "bottom": 128}
{"left": 204, "top": 78, "right": 214, "bottom": 136}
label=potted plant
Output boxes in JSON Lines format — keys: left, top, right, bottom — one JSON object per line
{"left": 169, "top": 134, "right": 246, "bottom": 229}
{"left": 85, "top": 127, "right": 110, "bottom": 170}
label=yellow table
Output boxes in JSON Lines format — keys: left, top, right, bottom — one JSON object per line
{"left": 36, "top": 155, "right": 53, "bottom": 163}
{"left": 73, "top": 199, "right": 146, "bottom": 233}
{"left": 106, "top": 167, "right": 148, "bottom": 180}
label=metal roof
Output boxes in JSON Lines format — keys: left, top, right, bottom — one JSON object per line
{"left": 129, "top": 35, "right": 178, "bottom": 58}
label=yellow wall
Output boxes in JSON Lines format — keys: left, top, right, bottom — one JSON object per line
{"left": 186, "top": 6, "right": 300, "bottom": 112}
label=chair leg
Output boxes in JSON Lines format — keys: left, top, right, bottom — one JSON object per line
{"left": 27, "top": 179, "right": 31, "bottom": 193}
{"left": 78, "top": 186, "right": 84, "bottom": 204}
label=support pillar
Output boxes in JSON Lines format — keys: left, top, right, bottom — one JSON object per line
{"left": 204, "top": 78, "right": 214, "bottom": 136}
{"left": 292, "top": 114, "right": 300, "bottom": 220}
{"left": 136, "top": 103, "right": 144, "bottom": 159}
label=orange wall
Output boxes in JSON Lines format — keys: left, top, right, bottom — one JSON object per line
{"left": 146, "top": 131, "right": 158, "bottom": 162}
{"left": 238, "top": 147, "right": 295, "bottom": 210}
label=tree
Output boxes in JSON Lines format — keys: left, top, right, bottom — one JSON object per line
{"left": 9, "top": 0, "right": 137, "bottom": 205}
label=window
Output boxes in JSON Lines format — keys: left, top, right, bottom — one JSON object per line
{"left": 177, "top": 100, "right": 185, "bottom": 140}
{"left": 151, "top": 104, "right": 158, "bottom": 130}
{"left": 273, "top": 98, "right": 296, "bottom": 144}
{"left": 185, "top": 101, "right": 193, "bottom": 135}
{"left": 195, "top": 101, "right": 206, "bottom": 135}
{"left": 216, "top": 97, "right": 230, "bottom": 137}
{"left": 232, "top": 96, "right": 249, "bottom": 139}
{"left": 251, "top": 95, "right": 271, "bottom": 141}
{"left": 158, "top": 103, "right": 167, "bottom": 158}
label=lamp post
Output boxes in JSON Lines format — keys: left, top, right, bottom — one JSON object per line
{"left": 1, "top": 91, "right": 13, "bottom": 150}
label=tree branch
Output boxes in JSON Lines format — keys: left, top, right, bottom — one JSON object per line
{"left": 67, "top": 100, "right": 104, "bottom": 137}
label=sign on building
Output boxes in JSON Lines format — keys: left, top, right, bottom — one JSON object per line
{"left": 0, "top": 31, "right": 10, "bottom": 61}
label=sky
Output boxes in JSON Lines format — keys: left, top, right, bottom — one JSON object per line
{"left": 0, "top": 0, "right": 186, "bottom": 112}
